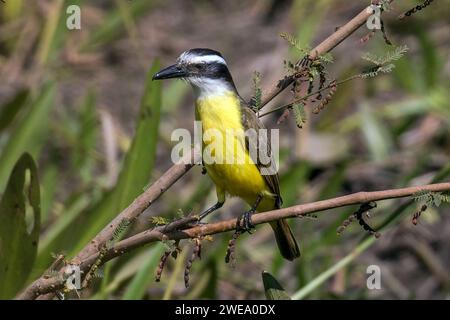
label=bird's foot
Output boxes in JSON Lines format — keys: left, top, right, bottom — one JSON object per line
{"left": 192, "top": 219, "right": 207, "bottom": 226}
{"left": 237, "top": 209, "right": 256, "bottom": 234}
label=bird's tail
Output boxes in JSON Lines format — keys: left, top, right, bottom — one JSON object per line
{"left": 269, "top": 219, "right": 301, "bottom": 261}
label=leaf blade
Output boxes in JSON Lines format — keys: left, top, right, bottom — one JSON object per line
{"left": 0, "top": 153, "right": 41, "bottom": 299}
{"left": 262, "top": 271, "right": 291, "bottom": 300}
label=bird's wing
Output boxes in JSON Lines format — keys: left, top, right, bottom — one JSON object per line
{"left": 241, "top": 105, "right": 282, "bottom": 207}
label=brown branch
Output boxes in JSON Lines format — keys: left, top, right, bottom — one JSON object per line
{"left": 18, "top": 2, "right": 397, "bottom": 300}
{"left": 17, "top": 149, "right": 200, "bottom": 300}
{"left": 73, "top": 148, "right": 201, "bottom": 263}
{"left": 17, "top": 182, "right": 450, "bottom": 299}
{"left": 258, "top": 3, "right": 380, "bottom": 110}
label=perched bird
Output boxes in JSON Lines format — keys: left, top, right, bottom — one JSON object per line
{"left": 153, "top": 48, "right": 300, "bottom": 260}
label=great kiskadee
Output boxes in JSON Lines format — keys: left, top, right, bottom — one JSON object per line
{"left": 153, "top": 48, "right": 300, "bottom": 261}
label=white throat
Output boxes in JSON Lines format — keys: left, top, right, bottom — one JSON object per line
{"left": 188, "top": 77, "right": 233, "bottom": 99}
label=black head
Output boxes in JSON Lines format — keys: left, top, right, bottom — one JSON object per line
{"left": 152, "top": 48, "right": 235, "bottom": 89}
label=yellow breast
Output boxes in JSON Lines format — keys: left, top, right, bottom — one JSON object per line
{"left": 195, "top": 92, "right": 275, "bottom": 208}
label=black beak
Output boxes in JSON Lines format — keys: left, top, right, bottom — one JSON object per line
{"left": 152, "top": 64, "right": 187, "bottom": 80}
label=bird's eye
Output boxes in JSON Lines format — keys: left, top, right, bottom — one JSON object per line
{"left": 192, "top": 63, "right": 204, "bottom": 71}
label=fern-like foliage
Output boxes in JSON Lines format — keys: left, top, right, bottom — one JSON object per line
{"left": 150, "top": 216, "right": 170, "bottom": 226}
{"left": 359, "top": 46, "right": 407, "bottom": 79}
{"left": 105, "top": 218, "right": 131, "bottom": 249}
{"left": 112, "top": 218, "right": 130, "bottom": 241}
{"left": 362, "top": 45, "right": 408, "bottom": 66}
{"left": 280, "top": 32, "right": 310, "bottom": 55}
{"left": 280, "top": 32, "right": 333, "bottom": 65}
{"left": 379, "top": 0, "right": 393, "bottom": 12}
{"left": 413, "top": 190, "right": 450, "bottom": 207}
{"left": 361, "top": 64, "right": 395, "bottom": 79}
{"left": 318, "top": 52, "right": 334, "bottom": 64}
{"left": 162, "top": 239, "right": 177, "bottom": 252}
{"left": 252, "top": 71, "right": 262, "bottom": 111}
{"left": 176, "top": 208, "right": 186, "bottom": 219}
{"left": 292, "top": 103, "right": 306, "bottom": 128}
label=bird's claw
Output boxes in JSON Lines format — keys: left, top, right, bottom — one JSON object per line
{"left": 237, "top": 210, "right": 255, "bottom": 234}
{"left": 191, "top": 218, "right": 207, "bottom": 227}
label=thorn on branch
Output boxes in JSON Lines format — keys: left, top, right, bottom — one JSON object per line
{"left": 225, "top": 230, "right": 242, "bottom": 267}
{"left": 184, "top": 238, "right": 202, "bottom": 288}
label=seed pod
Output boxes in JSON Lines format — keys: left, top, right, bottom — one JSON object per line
{"left": 313, "top": 80, "right": 337, "bottom": 114}
{"left": 155, "top": 251, "right": 171, "bottom": 282}
{"left": 184, "top": 238, "right": 202, "bottom": 288}
{"left": 225, "top": 231, "right": 241, "bottom": 267}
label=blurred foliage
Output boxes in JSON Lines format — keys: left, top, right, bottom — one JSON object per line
{"left": 0, "top": 153, "right": 40, "bottom": 299}
{"left": 0, "top": 0, "right": 449, "bottom": 300}
{"left": 262, "top": 271, "right": 291, "bottom": 300}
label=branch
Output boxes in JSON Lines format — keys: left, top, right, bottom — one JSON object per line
{"left": 73, "top": 148, "right": 201, "bottom": 263}
{"left": 259, "top": 75, "right": 359, "bottom": 118}
{"left": 18, "top": 2, "right": 396, "bottom": 300}
{"left": 17, "top": 182, "right": 450, "bottom": 299}
{"left": 258, "top": 2, "right": 383, "bottom": 110}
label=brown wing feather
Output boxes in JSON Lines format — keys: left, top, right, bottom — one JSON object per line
{"left": 240, "top": 105, "right": 283, "bottom": 208}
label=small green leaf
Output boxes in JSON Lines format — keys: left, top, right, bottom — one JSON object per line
{"left": 162, "top": 239, "right": 176, "bottom": 252}
{"left": 362, "top": 45, "right": 409, "bottom": 66}
{"left": 112, "top": 218, "right": 131, "bottom": 241}
{"left": 150, "top": 216, "right": 169, "bottom": 226}
{"left": 280, "top": 32, "right": 310, "bottom": 55}
{"left": 262, "top": 271, "right": 291, "bottom": 300}
{"left": 252, "top": 71, "right": 262, "bottom": 110}
{"left": 292, "top": 103, "right": 306, "bottom": 128}
{"left": 0, "top": 153, "right": 41, "bottom": 299}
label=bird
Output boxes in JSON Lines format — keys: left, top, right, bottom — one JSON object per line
{"left": 153, "top": 48, "right": 300, "bottom": 261}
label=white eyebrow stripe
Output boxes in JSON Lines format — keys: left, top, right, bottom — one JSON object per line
{"left": 180, "top": 54, "right": 227, "bottom": 66}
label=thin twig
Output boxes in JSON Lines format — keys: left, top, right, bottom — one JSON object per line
{"left": 258, "top": 3, "right": 386, "bottom": 110}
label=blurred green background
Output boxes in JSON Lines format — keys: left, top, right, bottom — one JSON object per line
{"left": 0, "top": 0, "right": 449, "bottom": 299}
